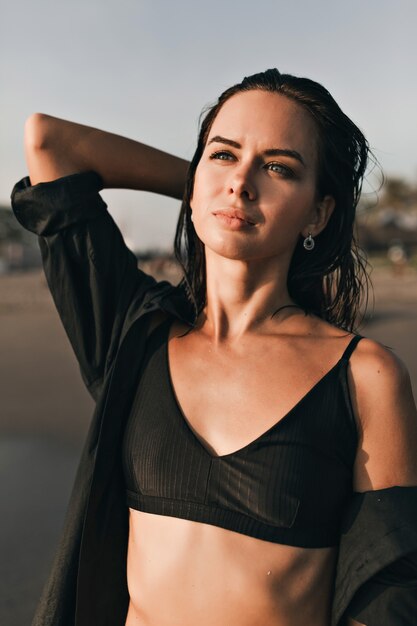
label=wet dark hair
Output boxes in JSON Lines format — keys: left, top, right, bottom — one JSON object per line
{"left": 174, "top": 68, "right": 373, "bottom": 332}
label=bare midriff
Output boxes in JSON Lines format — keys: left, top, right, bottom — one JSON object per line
{"left": 124, "top": 510, "right": 337, "bottom": 626}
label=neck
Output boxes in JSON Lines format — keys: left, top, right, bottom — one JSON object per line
{"left": 199, "top": 251, "right": 300, "bottom": 343}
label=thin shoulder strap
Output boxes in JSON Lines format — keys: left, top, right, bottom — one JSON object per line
{"left": 341, "top": 334, "right": 364, "bottom": 362}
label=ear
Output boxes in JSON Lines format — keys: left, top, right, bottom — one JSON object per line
{"left": 301, "top": 195, "right": 335, "bottom": 238}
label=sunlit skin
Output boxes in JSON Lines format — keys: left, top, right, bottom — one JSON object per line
{"left": 190, "top": 90, "right": 334, "bottom": 341}
{"left": 125, "top": 92, "right": 365, "bottom": 625}
{"left": 25, "top": 95, "right": 417, "bottom": 626}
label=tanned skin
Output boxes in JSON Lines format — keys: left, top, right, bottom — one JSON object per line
{"left": 25, "top": 99, "right": 417, "bottom": 625}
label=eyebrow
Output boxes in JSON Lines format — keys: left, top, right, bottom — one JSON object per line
{"left": 207, "top": 135, "right": 306, "bottom": 167}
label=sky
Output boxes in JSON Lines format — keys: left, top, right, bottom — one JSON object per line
{"left": 1, "top": 0, "right": 417, "bottom": 250}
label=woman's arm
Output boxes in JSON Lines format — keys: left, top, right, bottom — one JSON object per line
{"left": 15, "top": 114, "right": 190, "bottom": 399}
{"left": 341, "top": 341, "right": 417, "bottom": 626}
{"left": 24, "top": 113, "right": 189, "bottom": 198}
{"left": 350, "top": 340, "right": 417, "bottom": 492}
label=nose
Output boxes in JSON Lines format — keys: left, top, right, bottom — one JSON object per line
{"left": 228, "top": 164, "right": 257, "bottom": 201}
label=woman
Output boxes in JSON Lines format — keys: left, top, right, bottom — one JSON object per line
{"left": 12, "top": 69, "right": 417, "bottom": 626}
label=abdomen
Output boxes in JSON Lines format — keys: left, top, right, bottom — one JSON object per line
{"left": 125, "top": 510, "right": 337, "bottom": 626}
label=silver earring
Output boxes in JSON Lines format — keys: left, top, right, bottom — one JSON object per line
{"left": 303, "top": 232, "right": 315, "bottom": 251}
{"left": 190, "top": 214, "right": 194, "bottom": 223}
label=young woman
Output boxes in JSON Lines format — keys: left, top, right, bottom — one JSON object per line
{"left": 12, "top": 69, "right": 417, "bottom": 626}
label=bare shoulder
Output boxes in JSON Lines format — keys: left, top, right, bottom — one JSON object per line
{"left": 347, "top": 336, "right": 417, "bottom": 491}
{"left": 349, "top": 337, "right": 411, "bottom": 407}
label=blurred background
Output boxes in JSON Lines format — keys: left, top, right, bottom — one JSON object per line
{"left": 1, "top": 1, "right": 417, "bottom": 624}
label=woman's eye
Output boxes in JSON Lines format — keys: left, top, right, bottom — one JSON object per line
{"left": 209, "top": 151, "right": 234, "bottom": 161}
{"left": 266, "top": 162, "right": 293, "bottom": 176}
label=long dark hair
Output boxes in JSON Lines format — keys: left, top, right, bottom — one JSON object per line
{"left": 174, "top": 68, "right": 373, "bottom": 332}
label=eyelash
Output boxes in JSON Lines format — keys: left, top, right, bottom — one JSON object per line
{"left": 209, "top": 150, "right": 234, "bottom": 161}
{"left": 209, "top": 151, "right": 294, "bottom": 177}
{"left": 266, "top": 162, "right": 294, "bottom": 176}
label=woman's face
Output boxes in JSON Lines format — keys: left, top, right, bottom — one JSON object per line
{"left": 190, "top": 90, "right": 334, "bottom": 263}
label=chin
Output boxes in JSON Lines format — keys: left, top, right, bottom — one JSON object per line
{"left": 203, "top": 238, "right": 260, "bottom": 262}
{"left": 195, "top": 224, "right": 264, "bottom": 262}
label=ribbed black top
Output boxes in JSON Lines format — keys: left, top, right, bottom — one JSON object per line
{"left": 123, "top": 319, "right": 361, "bottom": 548}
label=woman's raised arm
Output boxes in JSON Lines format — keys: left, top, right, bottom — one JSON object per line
{"left": 24, "top": 113, "right": 189, "bottom": 198}
{"left": 13, "top": 114, "right": 191, "bottom": 401}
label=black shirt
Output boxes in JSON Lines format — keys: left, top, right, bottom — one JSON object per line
{"left": 11, "top": 172, "right": 417, "bottom": 626}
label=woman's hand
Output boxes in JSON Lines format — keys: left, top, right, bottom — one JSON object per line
{"left": 24, "top": 113, "right": 189, "bottom": 198}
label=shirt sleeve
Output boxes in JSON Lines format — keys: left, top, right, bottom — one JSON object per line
{"left": 345, "top": 553, "right": 417, "bottom": 625}
{"left": 333, "top": 486, "right": 417, "bottom": 626}
{"left": 11, "top": 172, "right": 158, "bottom": 400}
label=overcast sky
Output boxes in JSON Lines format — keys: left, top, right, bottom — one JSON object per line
{"left": 2, "top": 0, "right": 417, "bottom": 249}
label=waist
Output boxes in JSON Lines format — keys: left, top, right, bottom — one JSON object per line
{"left": 126, "top": 509, "right": 337, "bottom": 626}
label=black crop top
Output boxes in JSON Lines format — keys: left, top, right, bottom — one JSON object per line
{"left": 123, "top": 318, "right": 362, "bottom": 548}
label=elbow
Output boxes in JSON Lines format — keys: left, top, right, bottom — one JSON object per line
{"left": 24, "top": 113, "right": 82, "bottom": 184}
{"left": 24, "top": 113, "right": 61, "bottom": 184}
{"left": 24, "top": 113, "right": 54, "bottom": 153}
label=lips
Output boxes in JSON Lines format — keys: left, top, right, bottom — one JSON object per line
{"left": 212, "top": 208, "right": 256, "bottom": 225}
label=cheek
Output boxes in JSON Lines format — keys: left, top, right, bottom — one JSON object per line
{"left": 190, "top": 168, "right": 204, "bottom": 208}
{"left": 191, "top": 167, "right": 218, "bottom": 210}
{"left": 264, "top": 191, "right": 317, "bottom": 237}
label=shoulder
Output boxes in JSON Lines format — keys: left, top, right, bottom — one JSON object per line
{"left": 347, "top": 336, "right": 417, "bottom": 491}
{"left": 349, "top": 337, "right": 411, "bottom": 420}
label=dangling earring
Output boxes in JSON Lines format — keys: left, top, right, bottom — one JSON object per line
{"left": 303, "top": 232, "right": 315, "bottom": 251}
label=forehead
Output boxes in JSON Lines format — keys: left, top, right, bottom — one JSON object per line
{"left": 208, "top": 90, "right": 318, "bottom": 164}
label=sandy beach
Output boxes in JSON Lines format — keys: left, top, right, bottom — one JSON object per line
{"left": 1, "top": 266, "right": 416, "bottom": 625}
